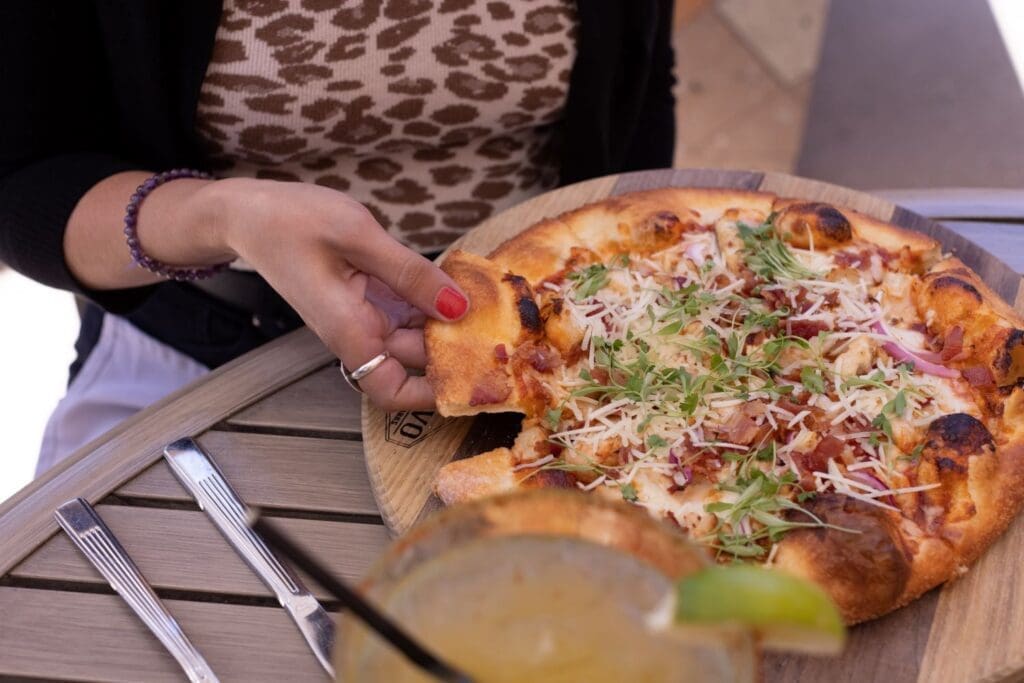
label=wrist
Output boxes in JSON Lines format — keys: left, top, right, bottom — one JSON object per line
{"left": 188, "top": 177, "right": 265, "bottom": 262}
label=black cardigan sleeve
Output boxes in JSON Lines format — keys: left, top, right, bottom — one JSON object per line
{"left": 0, "top": 3, "right": 154, "bottom": 312}
{"left": 621, "top": 0, "right": 677, "bottom": 172}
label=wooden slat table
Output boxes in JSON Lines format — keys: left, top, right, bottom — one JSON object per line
{"left": 1, "top": 170, "right": 1021, "bottom": 682}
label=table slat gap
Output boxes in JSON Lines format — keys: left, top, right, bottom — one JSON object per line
{"left": 211, "top": 420, "right": 364, "bottom": 442}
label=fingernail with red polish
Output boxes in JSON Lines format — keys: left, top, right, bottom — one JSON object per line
{"left": 435, "top": 287, "right": 468, "bottom": 320}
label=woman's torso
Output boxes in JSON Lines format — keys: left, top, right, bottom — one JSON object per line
{"left": 196, "top": 0, "right": 578, "bottom": 252}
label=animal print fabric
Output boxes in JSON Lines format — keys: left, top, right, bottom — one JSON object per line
{"left": 196, "top": 0, "right": 577, "bottom": 252}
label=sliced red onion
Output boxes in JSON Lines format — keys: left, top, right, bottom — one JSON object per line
{"left": 846, "top": 470, "right": 896, "bottom": 507}
{"left": 871, "top": 321, "right": 958, "bottom": 378}
{"left": 672, "top": 471, "right": 689, "bottom": 487}
{"left": 667, "top": 451, "right": 680, "bottom": 465}
{"left": 846, "top": 470, "right": 886, "bottom": 491}
{"left": 682, "top": 466, "right": 693, "bottom": 482}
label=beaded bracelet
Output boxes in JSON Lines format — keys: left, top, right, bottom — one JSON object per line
{"left": 124, "top": 168, "right": 233, "bottom": 281}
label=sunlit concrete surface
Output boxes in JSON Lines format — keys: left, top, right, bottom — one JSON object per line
{"left": 0, "top": 269, "right": 77, "bottom": 503}
{"left": 990, "top": 0, "right": 1024, "bottom": 94}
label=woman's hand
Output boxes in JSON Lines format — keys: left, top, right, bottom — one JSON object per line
{"left": 200, "top": 178, "right": 468, "bottom": 411}
{"left": 65, "top": 173, "right": 463, "bottom": 410}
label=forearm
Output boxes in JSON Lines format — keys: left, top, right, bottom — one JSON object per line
{"left": 63, "top": 171, "right": 234, "bottom": 290}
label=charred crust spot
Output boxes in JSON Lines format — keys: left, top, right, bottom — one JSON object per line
{"left": 929, "top": 275, "right": 983, "bottom": 303}
{"left": 935, "top": 456, "right": 966, "bottom": 474}
{"left": 777, "top": 202, "right": 853, "bottom": 245}
{"left": 782, "top": 493, "right": 910, "bottom": 613}
{"left": 925, "top": 413, "right": 994, "bottom": 459}
{"left": 809, "top": 204, "right": 852, "bottom": 241}
{"left": 994, "top": 329, "right": 1024, "bottom": 378}
{"left": 503, "top": 273, "right": 542, "bottom": 334}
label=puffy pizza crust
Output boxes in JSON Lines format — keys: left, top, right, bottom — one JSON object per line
{"left": 914, "top": 257, "right": 1024, "bottom": 386}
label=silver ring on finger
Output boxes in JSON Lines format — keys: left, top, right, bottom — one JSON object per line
{"left": 340, "top": 351, "right": 391, "bottom": 393}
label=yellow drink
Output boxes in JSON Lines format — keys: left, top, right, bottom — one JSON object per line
{"left": 338, "top": 492, "right": 755, "bottom": 682}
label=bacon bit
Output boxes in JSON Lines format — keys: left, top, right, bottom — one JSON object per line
{"left": 761, "top": 288, "right": 788, "bottom": 311}
{"left": 962, "top": 366, "right": 995, "bottom": 387}
{"left": 794, "top": 435, "right": 844, "bottom": 487}
{"left": 494, "top": 344, "right": 509, "bottom": 363}
{"left": 740, "top": 272, "right": 760, "bottom": 296}
{"left": 833, "top": 250, "right": 865, "bottom": 268}
{"left": 616, "top": 445, "right": 631, "bottom": 465}
{"left": 469, "top": 372, "right": 511, "bottom": 406}
{"left": 776, "top": 398, "right": 807, "bottom": 415}
{"left": 742, "top": 400, "right": 767, "bottom": 419}
{"left": 789, "top": 319, "right": 830, "bottom": 339}
{"left": 528, "top": 346, "right": 561, "bottom": 372}
{"left": 534, "top": 440, "right": 563, "bottom": 458}
{"left": 511, "top": 341, "right": 562, "bottom": 374}
{"left": 940, "top": 326, "right": 965, "bottom": 362}
{"left": 719, "top": 411, "right": 759, "bottom": 445}
{"left": 794, "top": 287, "right": 814, "bottom": 312}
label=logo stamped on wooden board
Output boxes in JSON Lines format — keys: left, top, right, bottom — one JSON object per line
{"left": 385, "top": 411, "right": 449, "bottom": 447}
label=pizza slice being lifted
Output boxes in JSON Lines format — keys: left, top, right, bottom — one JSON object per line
{"left": 424, "top": 188, "right": 1024, "bottom": 623}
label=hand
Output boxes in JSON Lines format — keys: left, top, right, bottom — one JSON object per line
{"left": 201, "top": 178, "right": 468, "bottom": 411}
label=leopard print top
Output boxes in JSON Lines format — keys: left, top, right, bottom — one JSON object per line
{"left": 196, "top": 0, "right": 577, "bottom": 253}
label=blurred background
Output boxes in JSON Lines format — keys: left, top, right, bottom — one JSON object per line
{"left": 2, "top": 0, "right": 1022, "bottom": 503}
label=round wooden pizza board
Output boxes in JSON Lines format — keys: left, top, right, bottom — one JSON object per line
{"left": 362, "top": 168, "right": 1024, "bottom": 683}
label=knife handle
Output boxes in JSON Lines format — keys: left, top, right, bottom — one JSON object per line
{"left": 55, "top": 498, "right": 220, "bottom": 683}
{"left": 163, "top": 438, "right": 335, "bottom": 677}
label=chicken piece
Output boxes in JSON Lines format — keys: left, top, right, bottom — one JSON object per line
{"left": 835, "top": 336, "right": 876, "bottom": 376}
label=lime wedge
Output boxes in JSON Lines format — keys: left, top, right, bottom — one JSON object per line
{"left": 650, "top": 565, "right": 845, "bottom": 656}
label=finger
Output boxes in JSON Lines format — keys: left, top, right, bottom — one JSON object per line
{"left": 364, "top": 277, "right": 425, "bottom": 331}
{"left": 346, "top": 226, "right": 469, "bottom": 322}
{"left": 356, "top": 358, "right": 436, "bottom": 411}
{"left": 384, "top": 328, "right": 427, "bottom": 369}
{"left": 322, "top": 297, "right": 432, "bottom": 409}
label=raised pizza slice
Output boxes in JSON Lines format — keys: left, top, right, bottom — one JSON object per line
{"left": 425, "top": 188, "right": 1024, "bottom": 623}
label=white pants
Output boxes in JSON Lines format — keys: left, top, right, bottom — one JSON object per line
{"left": 36, "top": 314, "right": 209, "bottom": 476}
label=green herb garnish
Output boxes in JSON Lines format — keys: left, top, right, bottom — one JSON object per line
{"left": 567, "top": 263, "right": 610, "bottom": 300}
{"left": 620, "top": 483, "right": 639, "bottom": 502}
{"left": 738, "top": 217, "right": 821, "bottom": 281}
{"left": 800, "top": 366, "right": 826, "bottom": 394}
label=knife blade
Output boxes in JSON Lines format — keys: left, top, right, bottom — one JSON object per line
{"left": 163, "top": 438, "right": 335, "bottom": 677}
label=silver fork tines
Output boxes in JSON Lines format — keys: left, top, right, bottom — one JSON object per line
{"left": 163, "top": 438, "right": 335, "bottom": 677}
{"left": 54, "top": 498, "right": 219, "bottom": 683}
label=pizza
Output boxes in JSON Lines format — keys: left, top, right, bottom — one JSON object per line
{"left": 423, "top": 188, "right": 1024, "bottom": 623}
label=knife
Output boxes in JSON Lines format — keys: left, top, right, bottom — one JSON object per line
{"left": 54, "top": 498, "right": 220, "bottom": 683}
{"left": 163, "top": 438, "right": 335, "bottom": 677}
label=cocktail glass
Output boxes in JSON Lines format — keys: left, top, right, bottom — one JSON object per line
{"left": 337, "top": 490, "right": 757, "bottom": 682}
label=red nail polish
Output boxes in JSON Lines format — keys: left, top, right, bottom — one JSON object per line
{"left": 435, "top": 287, "right": 468, "bottom": 320}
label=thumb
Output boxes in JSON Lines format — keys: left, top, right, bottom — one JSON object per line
{"left": 348, "top": 229, "right": 469, "bottom": 322}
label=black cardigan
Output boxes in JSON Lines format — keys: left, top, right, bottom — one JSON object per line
{"left": 0, "top": 1, "right": 675, "bottom": 362}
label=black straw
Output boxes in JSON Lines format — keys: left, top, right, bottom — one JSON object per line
{"left": 250, "top": 511, "right": 475, "bottom": 683}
